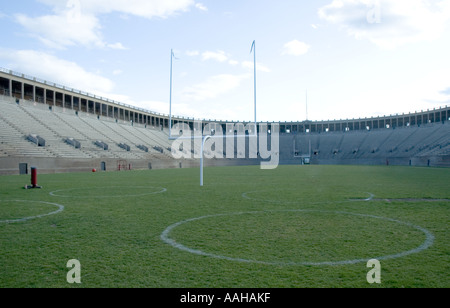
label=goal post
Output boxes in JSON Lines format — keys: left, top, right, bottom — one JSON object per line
{"left": 168, "top": 41, "right": 258, "bottom": 186}
{"left": 117, "top": 160, "right": 130, "bottom": 171}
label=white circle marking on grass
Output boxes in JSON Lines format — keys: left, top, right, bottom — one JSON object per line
{"left": 49, "top": 186, "right": 167, "bottom": 198}
{"left": 0, "top": 200, "right": 65, "bottom": 224}
{"left": 242, "top": 191, "right": 375, "bottom": 204}
{"left": 161, "top": 209, "right": 434, "bottom": 266}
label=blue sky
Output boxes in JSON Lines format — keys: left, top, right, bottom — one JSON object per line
{"left": 1, "top": 0, "right": 450, "bottom": 122}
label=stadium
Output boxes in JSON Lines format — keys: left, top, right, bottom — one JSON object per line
{"left": 1, "top": 68, "right": 449, "bottom": 174}
{"left": 0, "top": 67, "right": 449, "bottom": 290}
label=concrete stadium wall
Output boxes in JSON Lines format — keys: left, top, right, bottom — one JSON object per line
{"left": 0, "top": 156, "right": 261, "bottom": 175}
{"left": 280, "top": 156, "right": 450, "bottom": 168}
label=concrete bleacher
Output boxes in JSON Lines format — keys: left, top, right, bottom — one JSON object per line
{"left": 281, "top": 121, "right": 450, "bottom": 166}
{"left": 1, "top": 93, "right": 449, "bottom": 173}
{"left": 375, "top": 127, "right": 418, "bottom": 155}
{"left": 0, "top": 96, "right": 175, "bottom": 172}
{"left": 78, "top": 115, "right": 145, "bottom": 160}
{"left": 51, "top": 111, "right": 119, "bottom": 159}
{"left": 0, "top": 116, "right": 54, "bottom": 158}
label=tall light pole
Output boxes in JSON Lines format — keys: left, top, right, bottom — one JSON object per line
{"left": 169, "top": 49, "right": 174, "bottom": 137}
{"left": 251, "top": 40, "right": 256, "bottom": 128}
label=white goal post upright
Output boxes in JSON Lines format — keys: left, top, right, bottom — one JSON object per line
{"left": 169, "top": 41, "right": 258, "bottom": 186}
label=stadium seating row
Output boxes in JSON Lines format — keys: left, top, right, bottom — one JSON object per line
{"left": 0, "top": 96, "right": 173, "bottom": 161}
{"left": 285, "top": 121, "right": 450, "bottom": 162}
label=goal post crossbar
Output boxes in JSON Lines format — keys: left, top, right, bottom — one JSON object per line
{"left": 168, "top": 41, "right": 258, "bottom": 186}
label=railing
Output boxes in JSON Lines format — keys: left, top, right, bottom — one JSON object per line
{"left": 0, "top": 67, "right": 170, "bottom": 118}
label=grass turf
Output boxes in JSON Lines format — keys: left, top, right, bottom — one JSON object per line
{"left": 0, "top": 165, "right": 449, "bottom": 288}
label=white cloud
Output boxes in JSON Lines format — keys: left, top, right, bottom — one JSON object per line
{"left": 16, "top": 0, "right": 197, "bottom": 49}
{"left": 107, "top": 42, "right": 128, "bottom": 50}
{"left": 319, "top": 0, "right": 450, "bottom": 49}
{"left": 186, "top": 50, "right": 200, "bottom": 56}
{"left": 182, "top": 74, "right": 250, "bottom": 101}
{"left": 195, "top": 3, "right": 208, "bottom": 12}
{"left": 242, "top": 61, "right": 271, "bottom": 73}
{"left": 282, "top": 40, "right": 311, "bottom": 56}
{"left": 15, "top": 11, "right": 104, "bottom": 49}
{"left": 202, "top": 50, "right": 229, "bottom": 62}
{"left": 0, "top": 49, "right": 115, "bottom": 94}
{"left": 193, "top": 50, "right": 240, "bottom": 67}
{"left": 131, "top": 100, "right": 170, "bottom": 115}
{"left": 38, "top": 0, "right": 196, "bottom": 19}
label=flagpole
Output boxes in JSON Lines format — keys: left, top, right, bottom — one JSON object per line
{"left": 253, "top": 40, "right": 257, "bottom": 127}
{"left": 306, "top": 90, "right": 308, "bottom": 121}
{"left": 169, "top": 49, "right": 173, "bottom": 137}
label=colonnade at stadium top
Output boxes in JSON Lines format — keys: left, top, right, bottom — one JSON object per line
{"left": 1, "top": 68, "right": 449, "bottom": 134}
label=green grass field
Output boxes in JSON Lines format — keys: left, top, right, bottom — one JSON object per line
{"left": 0, "top": 165, "right": 449, "bottom": 288}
